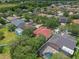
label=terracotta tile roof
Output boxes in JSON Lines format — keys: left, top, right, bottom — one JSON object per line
{"left": 33, "top": 27, "right": 52, "bottom": 39}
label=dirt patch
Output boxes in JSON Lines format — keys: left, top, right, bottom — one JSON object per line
{"left": 0, "top": 54, "right": 11, "bottom": 59}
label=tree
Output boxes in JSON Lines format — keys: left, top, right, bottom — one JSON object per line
{"left": 32, "top": 16, "right": 60, "bottom": 29}
{"left": 67, "top": 24, "right": 79, "bottom": 36}
{"left": 44, "top": 17, "right": 60, "bottom": 29}
{"left": 0, "top": 18, "right": 6, "bottom": 25}
{"left": 7, "top": 24, "right": 16, "bottom": 32}
{"left": 0, "top": 31, "right": 4, "bottom": 40}
{"left": 63, "top": 11, "right": 69, "bottom": 17}
{"left": 26, "top": 36, "right": 46, "bottom": 52}
{"left": 71, "top": 14, "right": 79, "bottom": 19}
{"left": 12, "top": 45, "right": 33, "bottom": 59}
{"left": 10, "top": 35, "right": 46, "bottom": 59}
{"left": 20, "top": 53, "right": 38, "bottom": 59}
{"left": 22, "top": 28, "right": 34, "bottom": 37}
{"left": 22, "top": 13, "right": 32, "bottom": 20}
{"left": 0, "top": 46, "right": 4, "bottom": 53}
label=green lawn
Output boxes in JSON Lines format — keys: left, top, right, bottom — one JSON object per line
{"left": 0, "top": 27, "right": 18, "bottom": 59}
{"left": 0, "top": 27, "right": 16, "bottom": 44}
{"left": 0, "top": 46, "right": 11, "bottom": 59}
{"left": 0, "top": 3, "right": 19, "bottom": 9}
{"left": 52, "top": 52, "right": 71, "bottom": 59}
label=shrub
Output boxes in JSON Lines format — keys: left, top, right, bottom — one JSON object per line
{"left": 0, "top": 46, "right": 4, "bottom": 53}
{"left": 0, "top": 31, "right": 4, "bottom": 40}
{"left": 7, "top": 24, "right": 16, "bottom": 32}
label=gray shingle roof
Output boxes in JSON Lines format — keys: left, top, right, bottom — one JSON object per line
{"left": 59, "top": 17, "right": 68, "bottom": 23}
{"left": 11, "top": 19, "right": 25, "bottom": 28}
{"left": 48, "top": 32, "right": 76, "bottom": 50}
{"left": 39, "top": 32, "right": 76, "bottom": 56}
{"left": 39, "top": 42, "right": 59, "bottom": 56}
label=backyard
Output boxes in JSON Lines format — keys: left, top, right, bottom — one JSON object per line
{"left": 52, "top": 52, "right": 71, "bottom": 59}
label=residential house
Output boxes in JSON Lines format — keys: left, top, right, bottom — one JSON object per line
{"left": 33, "top": 27, "right": 53, "bottom": 39}
{"left": 23, "top": 23, "right": 34, "bottom": 29}
{"left": 15, "top": 28, "right": 23, "bottom": 35}
{"left": 39, "top": 32, "right": 76, "bottom": 58}
{"left": 11, "top": 19, "right": 25, "bottom": 29}
{"left": 72, "top": 19, "right": 79, "bottom": 24}
{"left": 11, "top": 18, "right": 34, "bottom": 35}
{"left": 69, "top": 12, "right": 74, "bottom": 15}
{"left": 7, "top": 16, "right": 20, "bottom": 21}
{"left": 7, "top": 16, "right": 16, "bottom": 21}
{"left": 38, "top": 13, "right": 53, "bottom": 18}
{"left": 57, "top": 11, "right": 64, "bottom": 16}
{"left": 59, "top": 17, "right": 69, "bottom": 25}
